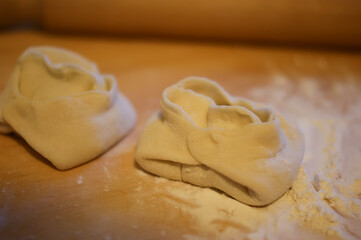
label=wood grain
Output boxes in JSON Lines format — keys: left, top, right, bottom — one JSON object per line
{"left": 0, "top": 30, "right": 360, "bottom": 240}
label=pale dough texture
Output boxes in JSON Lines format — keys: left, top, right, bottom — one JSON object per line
{"left": 136, "top": 77, "right": 304, "bottom": 206}
{"left": 0, "top": 46, "right": 137, "bottom": 170}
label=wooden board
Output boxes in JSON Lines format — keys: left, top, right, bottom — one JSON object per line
{"left": 0, "top": 30, "right": 361, "bottom": 240}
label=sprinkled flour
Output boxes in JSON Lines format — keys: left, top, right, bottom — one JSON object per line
{"left": 149, "top": 77, "right": 361, "bottom": 240}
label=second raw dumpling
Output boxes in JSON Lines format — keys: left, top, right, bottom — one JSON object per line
{"left": 136, "top": 77, "right": 304, "bottom": 206}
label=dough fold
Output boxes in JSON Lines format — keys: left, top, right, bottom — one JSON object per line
{"left": 0, "top": 46, "right": 137, "bottom": 170}
{"left": 136, "top": 77, "right": 304, "bottom": 206}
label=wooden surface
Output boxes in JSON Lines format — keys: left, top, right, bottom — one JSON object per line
{"left": 1, "top": 0, "right": 361, "bottom": 47}
{"left": 0, "top": 30, "right": 361, "bottom": 240}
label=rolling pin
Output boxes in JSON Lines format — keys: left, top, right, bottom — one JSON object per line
{"left": 1, "top": 0, "right": 361, "bottom": 47}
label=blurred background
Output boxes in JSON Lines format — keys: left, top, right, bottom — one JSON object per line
{"left": 1, "top": 0, "right": 361, "bottom": 48}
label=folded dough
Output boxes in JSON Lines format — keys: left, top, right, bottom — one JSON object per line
{"left": 136, "top": 77, "right": 304, "bottom": 206}
{"left": 0, "top": 46, "right": 136, "bottom": 170}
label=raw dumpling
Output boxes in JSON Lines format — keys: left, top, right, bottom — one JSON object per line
{"left": 0, "top": 46, "right": 137, "bottom": 170}
{"left": 136, "top": 77, "right": 304, "bottom": 206}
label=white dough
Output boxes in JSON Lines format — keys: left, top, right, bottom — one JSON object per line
{"left": 0, "top": 46, "right": 137, "bottom": 170}
{"left": 136, "top": 77, "right": 304, "bottom": 206}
